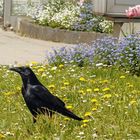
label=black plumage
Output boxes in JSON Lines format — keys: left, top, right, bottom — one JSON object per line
{"left": 10, "top": 66, "right": 83, "bottom": 122}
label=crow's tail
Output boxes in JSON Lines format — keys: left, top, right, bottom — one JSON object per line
{"left": 57, "top": 107, "right": 83, "bottom": 121}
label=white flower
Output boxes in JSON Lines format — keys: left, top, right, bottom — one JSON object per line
{"left": 96, "top": 63, "right": 103, "bottom": 67}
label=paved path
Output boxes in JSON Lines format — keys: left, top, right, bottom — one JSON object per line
{"left": 0, "top": 29, "right": 74, "bottom": 65}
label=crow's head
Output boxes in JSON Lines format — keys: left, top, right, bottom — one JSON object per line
{"left": 10, "top": 66, "right": 40, "bottom": 85}
{"left": 10, "top": 66, "right": 32, "bottom": 77}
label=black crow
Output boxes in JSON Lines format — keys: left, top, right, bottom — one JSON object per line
{"left": 10, "top": 66, "right": 83, "bottom": 122}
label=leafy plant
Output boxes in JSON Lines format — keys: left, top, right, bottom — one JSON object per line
{"left": 118, "top": 33, "right": 140, "bottom": 76}
{"left": 47, "top": 32, "right": 140, "bottom": 76}
{"left": 26, "top": 0, "right": 113, "bottom": 33}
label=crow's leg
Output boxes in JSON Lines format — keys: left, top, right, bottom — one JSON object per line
{"left": 33, "top": 115, "right": 37, "bottom": 123}
{"left": 49, "top": 110, "right": 53, "bottom": 118}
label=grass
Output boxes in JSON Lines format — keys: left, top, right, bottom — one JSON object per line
{"left": 0, "top": 64, "right": 140, "bottom": 139}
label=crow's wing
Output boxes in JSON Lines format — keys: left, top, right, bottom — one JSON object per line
{"left": 29, "top": 85, "right": 65, "bottom": 110}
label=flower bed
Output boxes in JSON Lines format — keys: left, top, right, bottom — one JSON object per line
{"left": 47, "top": 32, "right": 140, "bottom": 76}
{"left": 26, "top": 0, "right": 113, "bottom": 33}
{"left": 18, "top": 17, "right": 107, "bottom": 44}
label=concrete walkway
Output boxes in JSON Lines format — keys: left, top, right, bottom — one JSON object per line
{"left": 0, "top": 29, "right": 74, "bottom": 65}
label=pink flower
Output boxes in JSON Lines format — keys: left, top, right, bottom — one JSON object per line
{"left": 126, "top": 5, "right": 140, "bottom": 18}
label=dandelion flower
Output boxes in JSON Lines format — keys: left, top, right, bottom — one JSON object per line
{"left": 64, "top": 82, "right": 70, "bottom": 86}
{"left": 86, "top": 88, "right": 92, "bottom": 92}
{"left": 30, "top": 61, "right": 38, "bottom": 65}
{"left": 102, "top": 94, "right": 112, "bottom": 99}
{"left": 64, "top": 117, "right": 70, "bottom": 121}
{"left": 61, "top": 87, "right": 66, "bottom": 90}
{"left": 59, "top": 64, "right": 64, "bottom": 68}
{"left": 102, "top": 87, "right": 110, "bottom": 92}
{"left": 102, "top": 80, "right": 109, "bottom": 83}
{"left": 129, "top": 100, "right": 137, "bottom": 105}
{"left": 48, "top": 84, "right": 55, "bottom": 89}
{"left": 81, "top": 123, "right": 88, "bottom": 128}
{"left": 92, "top": 107, "right": 97, "bottom": 111}
{"left": 84, "top": 112, "right": 92, "bottom": 117}
{"left": 63, "top": 97, "right": 68, "bottom": 102}
{"left": 120, "top": 76, "right": 125, "bottom": 79}
{"left": 94, "top": 88, "right": 99, "bottom": 92}
{"left": 78, "top": 90, "right": 85, "bottom": 94}
{"left": 79, "top": 77, "right": 86, "bottom": 82}
{"left": 16, "top": 86, "right": 20, "bottom": 91}
{"left": 66, "top": 105, "right": 73, "bottom": 109}
{"left": 38, "top": 68, "right": 45, "bottom": 73}
{"left": 0, "top": 133, "right": 5, "bottom": 139}
{"left": 126, "top": 83, "right": 134, "bottom": 88}
{"left": 82, "top": 119, "right": 90, "bottom": 123}
{"left": 90, "top": 80, "right": 95, "bottom": 84}
{"left": 91, "top": 98, "right": 98, "bottom": 103}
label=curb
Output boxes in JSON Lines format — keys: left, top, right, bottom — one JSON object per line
{"left": 18, "top": 17, "right": 108, "bottom": 44}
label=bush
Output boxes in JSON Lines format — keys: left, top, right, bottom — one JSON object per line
{"left": 27, "top": 0, "right": 113, "bottom": 33}
{"left": 47, "top": 32, "right": 140, "bottom": 76}
{"left": 118, "top": 33, "right": 140, "bottom": 76}
{"left": 47, "top": 44, "right": 95, "bottom": 67}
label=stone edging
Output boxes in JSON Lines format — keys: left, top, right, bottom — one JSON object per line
{"left": 18, "top": 17, "right": 107, "bottom": 44}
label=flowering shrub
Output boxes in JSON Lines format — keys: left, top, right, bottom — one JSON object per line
{"left": 27, "top": 0, "right": 113, "bottom": 33}
{"left": 47, "top": 44, "right": 95, "bottom": 66}
{"left": 47, "top": 32, "right": 140, "bottom": 75}
{"left": 93, "top": 37, "right": 119, "bottom": 65}
{"left": 118, "top": 33, "right": 140, "bottom": 75}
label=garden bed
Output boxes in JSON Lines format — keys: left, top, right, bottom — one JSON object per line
{"left": 18, "top": 17, "right": 108, "bottom": 44}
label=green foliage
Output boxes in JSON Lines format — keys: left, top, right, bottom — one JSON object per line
{"left": 27, "top": 0, "right": 113, "bottom": 33}
{"left": 0, "top": 64, "right": 140, "bottom": 139}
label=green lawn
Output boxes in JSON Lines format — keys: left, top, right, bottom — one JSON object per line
{"left": 0, "top": 64, "right": 140, "bottom": 139}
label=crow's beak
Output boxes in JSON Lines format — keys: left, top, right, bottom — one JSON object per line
{"left": 9, "top": 67, "right": 20, "bottom": 73}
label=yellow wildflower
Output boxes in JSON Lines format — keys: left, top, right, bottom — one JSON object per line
{"left": 102, "top": 94, "right": 112, "bottom": 99}
{"left": 66, "top": 105, "right": 73, "bottom": 109}
{"left": 120, "top": 75, "right": 125, "bottom": 79}
{"left": 61, "top": 87, "right": 66, "bottom": 90}
{"left": 91, "top": 98, "right": 98, "bottom": 103}
{"left": 30, "top": 61, "right": 38, "bottom": 65}
{"left": 81, "top": 123, "right": 88, "bottom": 128}
{"left": 38, "top": 68, "right": 45, "bottom": 73}
{"left": 126, "top": 83, "right": 133, "bottom": 88}
{"left": 0, "top": 133, "right": 5, "bottom": 139}
{"left": 130, "top": 100, "right": 137, "bottom": 105}
{"left": 92, "top": 107, "right": 97, "bottom": 111}
{"left": 84, "top": 112, "right": 92, "bottom": 117}
{"left": 86, "top": 88, "right": 92, "bottom": 93}
{"left": 90, "top": 80, "right": 95, "bottom": 84}
{"left": 16, "top": 86, "right": 20, "bottom": 91}
{"left": 63, "top": 97, "right": 68, "bottom": 102}
{"left": 48, "top": 84, "right": 55, "bottom": 89}
{"left": 102, "top": 80, "right": 109, "bottom": 83}
{"left": 102, "top": 88, "right": 110, "bottom": 92}
{"left": 4, "top": 92, "right": 15, "bottom": 96}
{"left": 79, "top": 77, "right": 86, "bottom": 82}
{"left": 59, "top": 64, "right": 64, "bottom": 68}
{"left": 64, "top": 118, "right": 70, "bottom": 121}
{"left": 64, "top": 82, "right": 70, "bottom": 86}
{"left": 78, "top": 90, "right": 85, "bottom": 94}
{"left": 94, "top": 88, "right": 99, "bottom": 92}
{"left": 82, "top": 119, "right": 90, "bottom": 123}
